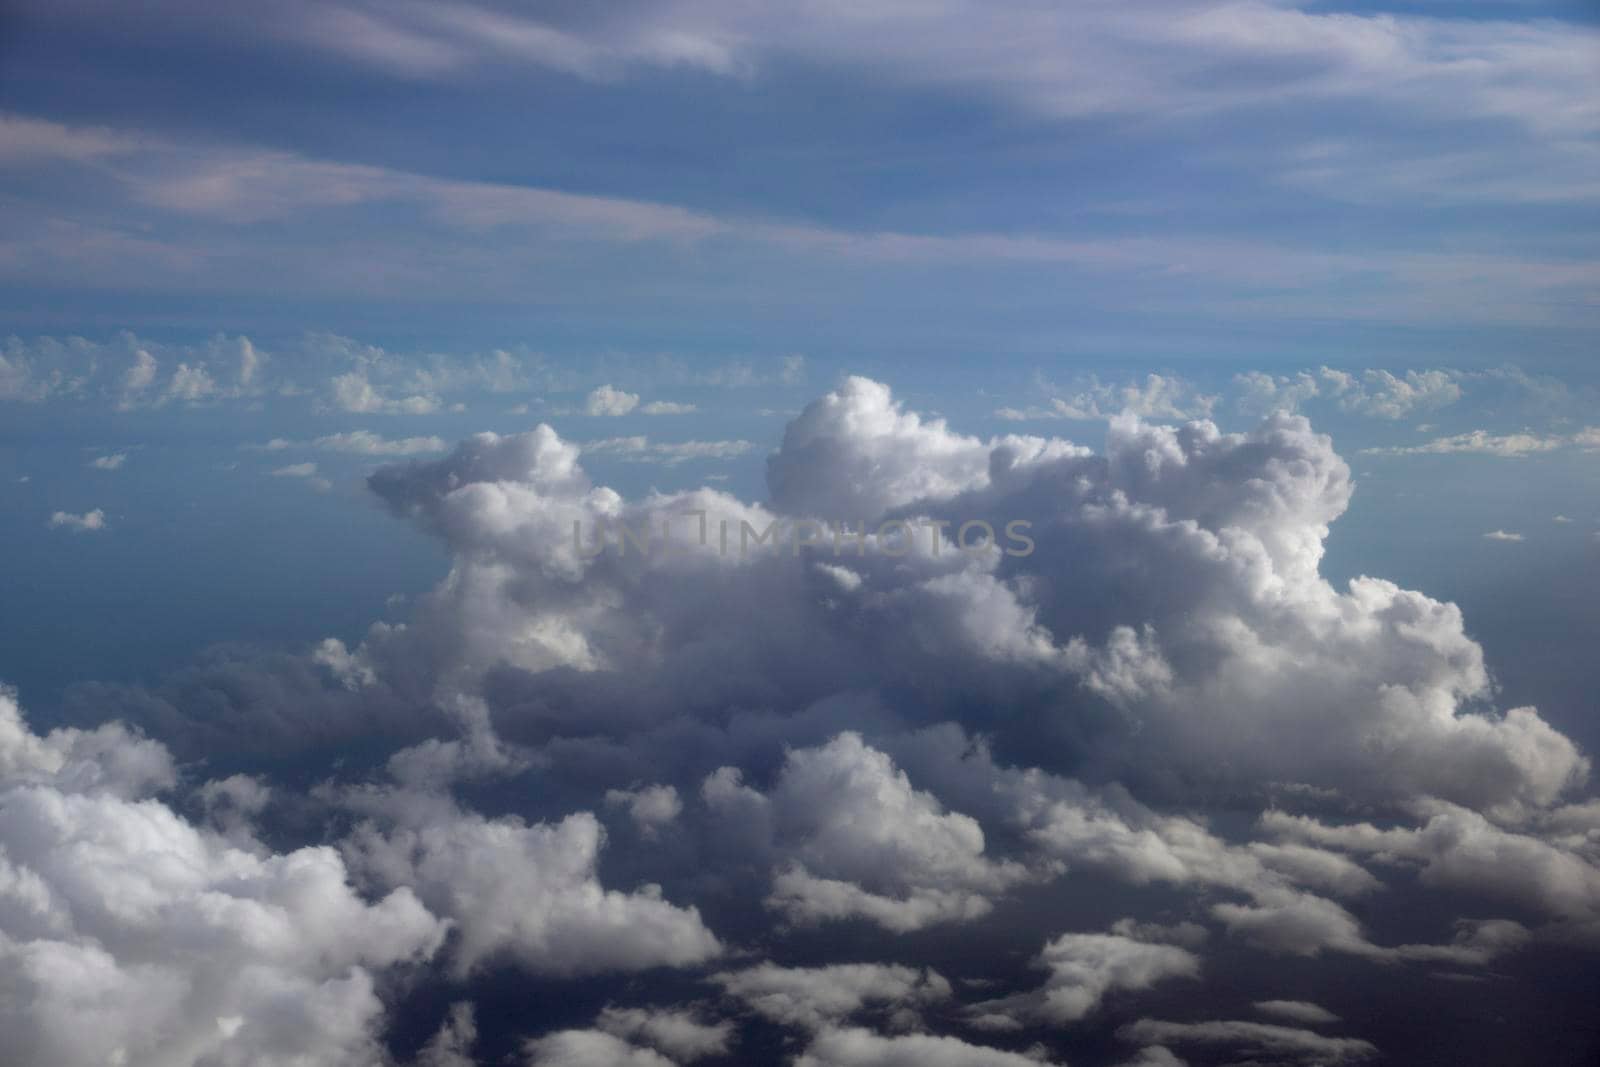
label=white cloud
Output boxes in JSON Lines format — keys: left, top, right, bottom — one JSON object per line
{"left": 709, "top": 733, "right": 1034, "bottom": 932}
{"left": 967, "top": 929, "right": 1200, "bottom": 1025}
{"left": 415, "top": 1003, "right": 478, "bottom": 1067}
{"left": 328, "top": 370, "right": 439, "bottom": 415}
{"left": 1321, "top": 368, "right": 1461, "bottom": 419}
{"left": 1366, "top": 429, "right": 1564, "bottom": 457}
{"left": 1255, "top": 1000, "right": 1340, "bottom": 1025}
{"left": 1483, "top": 530, "right": 1525, "bottom": 542}
{"left": 147, "top": 3, "right": 1599, "bottom": 154}
{"left": 794, "top": 1026, "right": 1064, "bottom": 1067}
{"left": 580, "top": 436, "right": 755, "bottom": 464}
{"left": 586, "top": 384, "right": 640, "bottom": 416}
{"left": 0, "top": 688, "right": 447, "bottom": 1067}
{"left": 774, "top": 377, "right": 1003, "bottom": 518}
{"left": 523, "top": 1029, "right": 678, "bottom": 1067}
{"left": 998, "top": 374, "right": 1216, "bottom": 423}
{"left": 46, "top": 508, "right": 105, "bottom": 532}
{"left": 87, "top": 453, "right": 127, "bottom": 471}
{"left": 358, "top": 376, "right": 1586, "bottom": 817}
{"left": 269, "top": 462, "right": 331, "bottom": 491}
{"left": 711, "top": 962, "right": 952, "bottom": 1031}
{"left": 23, "top": 373, "right": 1592, "bottom": 1058}
{"left": 0, "top": 112, "right": 137, "bottom": 166}
{"left": 249, "top": 431, "right": 448, "bottom": 456}
{"left": 1119, "top": 1019, "right": 1377, "bottom": 1065}
{"left": 640, "top": 400, "right": 697, "bottom": 415}
{"left": 605, "top": 784, "right": 684, "bottom": 838}
{"left": 1113, "top": 1048, "right": 1187, "bottom": 1067}
{"left": 2, "top": 334, "right": 275, "bottom": 411}
{"left": 119, "top": 349, "right": 157, "bottom": 407}
{"left": 1234, "top": 370, "right": 1322, "bottom": 415}
{"left": 341, "top": 793, "right": 721, "bottom": 978}
{"left": 514, "top": 1006, "right": 734, "bottom": 1066}
{"left": 311, "top": 430, "right": 447, "bottom": 455}
{"left": 594, "top": 1006, "right": 732, "bottom": 1061}
{"left": 1265, "top": 804, "right": 1600, "bottom": 938}
{"left": 166, "top": 361, "right": 217, "bottom": 402}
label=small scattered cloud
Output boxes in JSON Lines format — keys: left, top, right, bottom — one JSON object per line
{"left": 270, "top": 462, "right": 332, "bottom": 491}
{"left": 585, "top": 384, "right": 640, "bottom": 416}
{"left": 1234, "top": 370, "right": 1322, "bottom": 415}
{"left": 1256, "top": 1000, "right": 1342, "bottom": 1025}
{"left": 117, "top": 349, "right": 158, "bottom": 409}
{"left": 604, "top": 784, "right": 683, "bottom": 839}
{"left": 47, "top": 507, "right": 106, "bottom": 532}
{"left": 88, "top": 452, "right": 128, "bottom": 470}
{"left": 1119, "top": 1019, "right": 1377, "bottom": 1065}
{"left": 1483, "top": 530, "right": 1524, "bottom": 542}
{"left": 165, "top": 362, "right": 217, "bottom": 403}
{"left": 328, "top": 371, "right": 439, "bottom": 415}
{"left": 1321, "top": 368, "right": 1461, "bottom": 420}
{"left": 640, "top": 400, "right": 697, "bottom": 415}
{"left": 313, "top": 431, "right": 447, "bottom": 456}
{"left": 999, "top": 373, "right": 1216, "bottom": 423}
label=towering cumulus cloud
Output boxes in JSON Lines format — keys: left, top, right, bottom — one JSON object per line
{"left": 4, "top": 378, "right": 1597, "bottom": 1064}
{"left": 365, "top": 376, "right": 1583, "bottom": 807}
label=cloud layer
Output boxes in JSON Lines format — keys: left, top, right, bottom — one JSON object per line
{"left": 3, "top": 377, "right": 1597, "bottom": 1064}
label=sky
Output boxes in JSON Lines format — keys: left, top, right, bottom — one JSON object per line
{"left": 1, "top": 2, "right": 1600, "bottom": 1066}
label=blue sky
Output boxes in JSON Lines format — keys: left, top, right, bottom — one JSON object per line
{"left": 3, "top": 4, "right": 1600, "bottom": 1067}
{"left": 1, "top": 0, "right": 1596, "bottom": 361}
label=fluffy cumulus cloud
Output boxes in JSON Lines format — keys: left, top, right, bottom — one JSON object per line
{"left": 9, "top": 375, "right": 1600, "bottom": 1062}
{"left": 522, "top": 1029, "right": 677, "bottom": 1067}
{"left": 793, "top": 1027, "right": 1063, "bottom": 1067}
{"left": 340, "top": 791, "right": 721, "bottom": 978}
{"left": 1320, "top": 368, "right": 1461, "bottom": 419}
{"left": 592, "top": 1006, "right": 732, "bottom": 1061}
{"left": 0, "top": 688, "right": 447, "bottom": 1067}
{"left": 711, "top": 961, "right": 953, "bottom": 1031}
{"left": 1233, "top": 369, "right": 1323, "bottom": 415}
{"left": 712, "top": 733, "right": 1034, "bottom": 932}
{"left": 968, "top": 929, "right": 1200, "bottom": 1026}
{"left": 1264, "top": 803, "right": 1600, "bottom": 942}
{"left": 521, "top": 1007, "right": 732, "bottom": 1067}
{"left": 606, "top": 783, "right": 684, "bottom": 838}
{"left": 585, "top": 384, "right": 640, "bottom": 416}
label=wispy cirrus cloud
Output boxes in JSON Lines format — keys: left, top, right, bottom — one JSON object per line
{"left": 580, "top": 435, "right": 754, "bottom": 464}
{"left": 3, "top": 112, "right": 1595, "bottom": 326}
{"left": 1364, "top": 427, "right": 1599, "bottom": 457}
